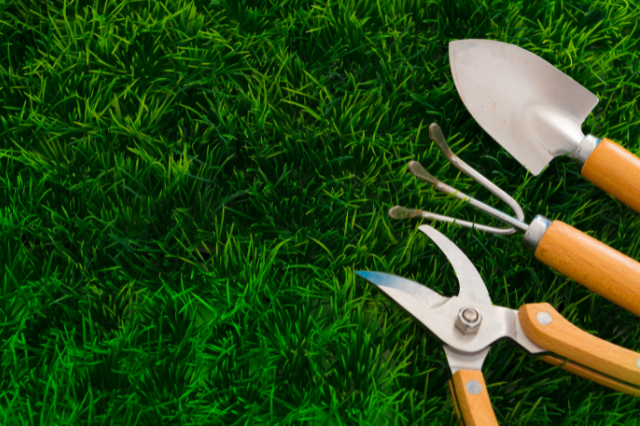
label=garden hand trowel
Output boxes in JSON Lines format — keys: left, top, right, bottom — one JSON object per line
{"left": 449, "top": 39, "right": 640, "bottom": 213}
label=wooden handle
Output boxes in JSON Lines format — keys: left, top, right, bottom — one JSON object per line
{"left": 519, "top": 303, "right": 640, "bottom": 388}
{"left": 541, "top": 356, "right": 640, "bottom": 397}
{"left": 450, "top": 370, "right": 499, "bottom": 426}
{"left": 535, "top": 220, "right": 640, "bottom": 317}
{"left": 582, "top": 138, "right": 640, "bottom": 213}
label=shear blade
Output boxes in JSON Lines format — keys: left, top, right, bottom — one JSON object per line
{"left": 355, "top": 271, "right": 449, "bottom": 310}
{"left": 418, "top": 225, "right": 491, "bottom": 306}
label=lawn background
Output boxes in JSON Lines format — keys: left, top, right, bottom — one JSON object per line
{"left": 1, "top": 0, "right": 640, "bottom": 424}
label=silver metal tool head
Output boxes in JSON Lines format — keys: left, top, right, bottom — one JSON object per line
{"left": 355, "top": 225, "right": 545, "bottom": 366}
{"left": 418, "top": 224, "right": 491, "bottom": 306}
{"left": 388, "top": 123, "right": 529, "bottom": 235}
{"left": 355, "top": 270, "right": 449, "bottom": 310}
{"left": 449, "top": 39, "right": 599, "bottom": 175}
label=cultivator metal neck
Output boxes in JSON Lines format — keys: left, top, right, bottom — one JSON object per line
{"left": 389, "top": 123, "right": 529, "bottom": 235}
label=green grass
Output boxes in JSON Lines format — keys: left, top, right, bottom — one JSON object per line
{"left": 1, "top": 0, "right": 640, "bottom": 424}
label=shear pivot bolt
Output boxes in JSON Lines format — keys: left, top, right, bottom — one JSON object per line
{"left": 456, "top": 308, "right": 482, "bottom": 334}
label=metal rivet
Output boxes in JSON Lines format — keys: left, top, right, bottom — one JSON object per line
{"left": 636, "top": 358, "right": 640, "bottom": 370}
{"left": 537, "top": 312, "right": 552, "bottom": 325}
{"left": 466, "top": 380, "right": 482, "bottom": 395}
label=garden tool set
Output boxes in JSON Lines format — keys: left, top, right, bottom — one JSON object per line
{"left": 356, "top": 225, "right": 640, "bottom": 426}
{"left": 355, "top": 40, "right": 640, "bottom": 424}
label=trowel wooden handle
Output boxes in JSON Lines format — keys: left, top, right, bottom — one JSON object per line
{"left": 450, "top": 370, "right": 499, "bottom": 426}
{"left": 535, "top": 221, "right": 640, "bottom": 317}
{"left": 582, "top": 138, "right": 640, "bottom": 214}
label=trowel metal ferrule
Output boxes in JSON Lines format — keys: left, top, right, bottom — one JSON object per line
{"left": 569, "top": 135, "right": 601, "bottom": 168}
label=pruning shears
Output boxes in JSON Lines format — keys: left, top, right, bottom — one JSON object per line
{"left": 356, "top": 225, "right": 640, "bottom": 425}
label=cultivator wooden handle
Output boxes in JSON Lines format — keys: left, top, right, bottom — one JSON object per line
{"left": 582, "top": 139, "right": 640, "bottom": 214}
{"left": 534, "top": 221, "right": 640, "bottom": 317}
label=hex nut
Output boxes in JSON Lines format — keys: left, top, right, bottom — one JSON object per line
{"left": 455, "top": 308, "right": 482, "bottom": 334}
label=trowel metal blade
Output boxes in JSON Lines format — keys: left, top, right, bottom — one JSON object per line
{"left": 449, "top": 39, "right": 599, "bottom": 175}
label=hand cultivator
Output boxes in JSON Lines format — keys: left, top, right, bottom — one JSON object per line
{"left": 390, "top": 123, "right": 640, "bottom": 317}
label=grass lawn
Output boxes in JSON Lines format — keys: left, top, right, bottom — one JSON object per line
{"left": 2, "top": 0, "right": 640, "bottom": 424}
